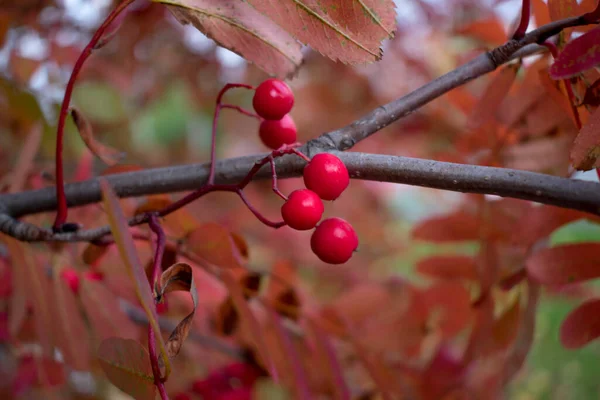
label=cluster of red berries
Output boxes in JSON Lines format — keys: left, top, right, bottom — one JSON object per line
{"left": 252, "top": 79, "right": 358, "bottom": 264}
{"left": 172, "top": 362, "right": 262, "bottom": 400}
{"left": 252, "top": 79, "right": 297, "bottom": 150}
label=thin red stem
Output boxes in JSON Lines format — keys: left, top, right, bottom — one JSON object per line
{"left": 269, "top": 156, "right": 288, "bottom": 200}
{"left": 221, "top": 104, "right": 262, "bottom": 119}
{"left": 512, "top": 0, "right": 531, "bottom": 39}
{"left": 208, "top": 83, "right": 253, "bottom": 185}
{"left": 148, "top": 214, "right": 165, "bottom": 287}
{"left": 236, "top": 189, "right": 286, "bottom": 228}
{"left": 53, "top": 0, "right": 135, "bottom": 231}
{"left": 148, "top": 326, "right": 169, "bottom": 399}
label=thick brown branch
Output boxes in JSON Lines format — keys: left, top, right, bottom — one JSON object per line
{"left": 1, "top": 151, "right": 599, "bottom": 242}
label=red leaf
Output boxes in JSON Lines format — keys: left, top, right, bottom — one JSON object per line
{"left": 97, "top": 337, "right": 155, "bottom": 400}
{"left": 412, "top": 211, "right": 480, "bottom": 242}
{"left": 416, "top": 256, "right": 478, "bottom": 281}
{"left": 80, "top": 278, "right": 140, "bottom": 341}
{"left": 581, "top": 78, "right": 600, "bottom": 106}
{"left": 421, "top": 281, "right": 473, "bottom": 338}
{"left": 560, "top": 298, "right": 600, "bottom": 348}
{"left": 549, "top": 27, "right": 600, "bottom": 79}
{"left": 99, "top": 178, "right": 171, "bottom": 378}
{"left": 160, "top": 0, "right": 302, "bottom": 78}
{"left": 526, "top": 243, "right": 600, "bottom": 284}
{"left": 570, "top": 105, "right": 600, "bottom": 170}
{"left": 244, "top": 0, "right": 396, "bottom": 64}
{"left": 12, "top": 355, "right": 65, "bottom": 396}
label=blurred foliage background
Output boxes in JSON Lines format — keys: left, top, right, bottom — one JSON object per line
{"left": 1, "top": 0, "right": 599, "bottom": 399}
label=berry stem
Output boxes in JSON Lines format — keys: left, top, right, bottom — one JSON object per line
{"left": 220, "top": 104, "right": 261, "bottom": 119}
{"left": 269, "top": 156, "right": 288, "bottom": 201}
{"left": 236, "top": 190, "right": 286, "bottom": 228}
{"left": 52, "top": 0, "right": 135, "bottom": 232}
{"left": 208, "top": 83, "right": 253, "bottom": 185}
{"left": 512, "top": 0, "right": 531, "bottom": 39}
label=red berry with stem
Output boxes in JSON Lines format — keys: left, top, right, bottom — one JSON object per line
{"left": 281, "top": 189, "right": 324, "bottom": 230}
{"left": 259, "top": 114, "right": 297, "bottom": 150}
{"left": 252, "top": 79, "right": 294, "bottom": 120}
{"left": 60, "top": 268, "right": 80, "bottom": 294}
{"left": 303, "top": 153, "right": 349, "bottom": 200}
{"left": 311, "top": 217, "right": 358, "bottom": 264}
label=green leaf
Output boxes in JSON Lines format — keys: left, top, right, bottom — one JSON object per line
{"left": 99, "top": 178, "right": 172, "bottom": 379}
{"left": 97, "top": 337, "right": 155, "bottom": 400}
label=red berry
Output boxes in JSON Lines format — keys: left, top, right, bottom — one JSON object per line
{"left": 83, "top": 271, "right": 104, "bottom": 281}
{"left": 310, "top": 218, "right": 358, "bottom": 264}
{"left": 281, "top": 189, "right": 324, "bottom": 230}
{"left": 259, "top": 114, "right": 297, "bottom": 150}
{"left": 252, "top": 79, "right": 294, "bottom": 120}
{"left": 303, "top": 153, "right": 349, "bottom": 200}
{"left": 60, "top": 268, "right": 80, "bottom": 294}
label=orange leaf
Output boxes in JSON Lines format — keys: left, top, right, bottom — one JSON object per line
{"left": 491, "top": 294, "right": 521, "bottom": 351}
{"left": 416, "top": 256, "right": 478, "bottom": 281}
{"left": 159, "top": 0, "right": 302, "bottom": 77}
{"left": 185, "top": 223, "right": 248, "bottom": 268}
{"left": 421, "top": 281, "right": 473, "bottom": 338}
{"left": 97, "top": 337, "right": 155, "bottom": 400}
{"left": 455, "top": 17, "right": 507, "bottom": 46}
{"left": 412, "top": 211, "right": 480, "bottom": 242}
{"left": 560, "top": 298, "right": 600, "bottom": 348}
{"left": 468, "top": 64, "right": 520, "bottom": 130}
{"left": 532, "top": 0, "right": 551, "bottom": 26}
{"left": 99, "top": 178, "right": 171, "bottom": 378}
{"left": 548, "top": 0, "right": 578, "bottom": 21}
{"left": 70, "top": 107, "right": 124, "bottom": 166}
{"left": 100, "top": 164, "right": 144, "bottom": 175}
{"left": 526, "top": 243, "right": 600, "bottom": 284}
{"left": 571, "top": 105, "right": 600, "bottom": 170}
{"left": 220, "top": 269, "right": 277, "bottom": 380}
{"left": 241, "top": 0, "right": 396, "bottom": 64}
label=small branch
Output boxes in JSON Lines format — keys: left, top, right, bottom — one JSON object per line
{"left": 148, "top": 326, "right": 168, "bottom": 399}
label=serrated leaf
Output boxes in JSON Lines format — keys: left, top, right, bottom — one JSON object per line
{"left": 70, "top": 107, "right": 124, "bottom": 166}
{"left": 154, "top": 262, "right": 198, "bottom": 359}
{"left": 570, "top": 105, "right": 600, "bottom": 170}
{"left": 526, "top": 243, "right": 600, "bottom": 284}
{"left": 97, "top": 337, "right": 155, "bottom": 400}
{"left": 245, "top": 0, "right": 396, "bottom": 64}
{"left": 99, "top": 178, "right": 172, "bottom": 379}
{"left": 156, "top": 0, "right": 302, "bottom": 78}
{"left": 550, "top": 28, "right": 600, "bottom": 80}
{"left": 560, "top": 298, "right": 600, "bottom": 348}
{"left": 185, "top": 223, "right": 248, "bottom": 268}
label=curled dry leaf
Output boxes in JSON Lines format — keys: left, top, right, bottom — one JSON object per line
{"left": 526, "top": 243, "right": 600, "bottom": 284}
{"left": 156, "top": 0, "right": 302, "bottom": 78}
{"left": 559, "top": 298, "right": 600, "bottom": 349}
{"left": 70, "top": 107, "right": 124, "bottom": 166}
{"left": 97, "top": 337, "right": 155, "bottom": 400}
{"left": 549, "top": 27, "right": 600, "bottom": 80}
{"left": 154, "top": 262, "right": 198, "bottom": 359}
{"left": 245, "top": 0, "right": 396, "bottom": 64}
{"left": 99, "top": 179, "right": 171, "bottom": 378}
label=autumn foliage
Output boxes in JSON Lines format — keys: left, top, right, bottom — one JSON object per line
{"left": 1, "top": 0, "right": 600, "bottom": 399}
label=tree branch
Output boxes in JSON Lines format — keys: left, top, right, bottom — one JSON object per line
{"left": 1, "top": 151, "right": 599, "bottom": 242}
{"left": 0, "top": 14, "right": 597, "bottom": 243}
